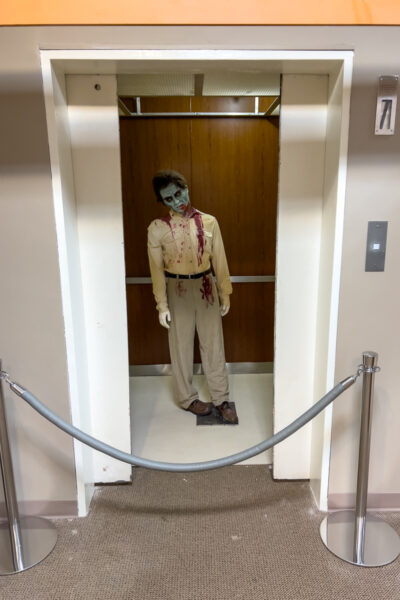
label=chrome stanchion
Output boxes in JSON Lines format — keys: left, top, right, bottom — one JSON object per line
{"left": 0, "top": 361, "right": 57, "bottom": 575}
{"left": 320, "top": 351, "right": 400, "bottom": 567}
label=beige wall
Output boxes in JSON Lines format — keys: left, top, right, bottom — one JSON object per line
{"left": 1, "top": 25, "right": 400, "bottom": 514}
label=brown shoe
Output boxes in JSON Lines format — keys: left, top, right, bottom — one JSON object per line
{"left": 185, "top": 399, "right": 212, "bottom": 416}
{"left": 216, "top": 401, "right": 238, "bottom": 424}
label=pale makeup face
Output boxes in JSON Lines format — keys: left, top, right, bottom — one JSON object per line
{"left": 160, "top": 183, "right": 190, "bottom": 214}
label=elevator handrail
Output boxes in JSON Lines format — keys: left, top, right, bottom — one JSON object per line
{"left": 0, "top": 371, "right": 358, "bottom": 473}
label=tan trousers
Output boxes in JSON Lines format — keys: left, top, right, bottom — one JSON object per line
{"left": 167, "top": 274, "right": 230, "bottom": 409}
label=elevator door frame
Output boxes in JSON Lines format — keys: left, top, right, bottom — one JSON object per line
{"left": 40, "top": 49, "right": 353, "bottom": 516}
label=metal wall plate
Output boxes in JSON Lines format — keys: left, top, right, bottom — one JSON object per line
{"left": 365, "top": 221, "right": 388, "bottom": 272}
{"left": 375, "top": 75, "right": 398, "bottom": 135}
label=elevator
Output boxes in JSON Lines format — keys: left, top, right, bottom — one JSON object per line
{"left": 41, "top": 49, "right": 353, "bottom": 515}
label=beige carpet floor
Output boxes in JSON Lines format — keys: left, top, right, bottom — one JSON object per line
{"left": 1, "top": 466, "right": 400, "bottom": 600}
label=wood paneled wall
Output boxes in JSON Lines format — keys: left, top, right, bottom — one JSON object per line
{"left": 119, "top": 97, "right": 279, "bottom": 364}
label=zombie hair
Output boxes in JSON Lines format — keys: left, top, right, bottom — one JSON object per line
{"left": 152, "top": 169, "right": 188, "bottom": 203}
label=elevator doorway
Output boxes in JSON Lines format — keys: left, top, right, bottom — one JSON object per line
{"left": 42, "top": 49, "right": 353, "bottom": 514}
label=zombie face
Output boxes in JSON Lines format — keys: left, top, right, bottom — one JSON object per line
{"left": 159, "top": 183, "right": 190, "bottom": 215}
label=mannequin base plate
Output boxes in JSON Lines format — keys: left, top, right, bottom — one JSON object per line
{"left": 197, "top": 402, "right": 239, "bottom": 426}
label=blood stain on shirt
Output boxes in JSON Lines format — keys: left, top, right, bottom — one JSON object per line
{"left": 161, "top": 214, "right": 173, "bottom": 235}
{"left": 161, "top": 215, "right": 184, "bottom": 261}
{"left": 189, "top": 209, "right": 205, "bottom": 266}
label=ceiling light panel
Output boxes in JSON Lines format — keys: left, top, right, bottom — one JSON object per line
{"left": 203, "top": 72, "right": 280, "bottom": 96}
{"left": 117, "top": 73, "right": 194, "bottom": 96}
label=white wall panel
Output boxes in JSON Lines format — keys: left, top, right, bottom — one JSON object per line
{"left": 274, "top": 74, "right": 328, "bottom": 479}
{"left": 66, "top": 74, "right": 131, "bottom": 485}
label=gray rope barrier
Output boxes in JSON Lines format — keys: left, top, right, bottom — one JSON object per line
{"left": 0, "top": 371, "right": 358, "bottom": 473}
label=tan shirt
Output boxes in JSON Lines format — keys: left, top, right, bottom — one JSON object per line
{"left": 147, "top": 208, "right": 232, "bottom": 313}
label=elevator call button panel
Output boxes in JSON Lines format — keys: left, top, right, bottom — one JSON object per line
{"left": 365, "top": 221, "right": 388, "bottom": 272}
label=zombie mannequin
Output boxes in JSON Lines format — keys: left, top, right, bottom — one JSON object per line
{"left": 147, "top": 170, "right": 238, "bottom": 423}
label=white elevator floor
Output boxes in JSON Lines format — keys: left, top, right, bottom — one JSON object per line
{"left": 130, "top": 373, "right": 273, "bottom": 465}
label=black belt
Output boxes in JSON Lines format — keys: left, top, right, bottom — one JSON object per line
{"left": 165, "top": 268, "right": 212, "bottom": 280}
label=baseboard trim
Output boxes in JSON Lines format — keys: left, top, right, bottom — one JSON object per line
{"left": 328, "top": 493, "right": 400, "bottom": 511}
{"left": 0, "top": 500, "right": 78, "bottom": 519}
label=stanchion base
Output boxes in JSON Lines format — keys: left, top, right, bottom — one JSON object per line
{"left": 0, "top": 515, "right": 57, "bottom": 575}
{"left": 320, "top": 510, "right": 400, "bottom": 567}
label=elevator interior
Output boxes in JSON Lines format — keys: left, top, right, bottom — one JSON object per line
{"left": 117, "top": 71, "right": 280, "bottom": 466}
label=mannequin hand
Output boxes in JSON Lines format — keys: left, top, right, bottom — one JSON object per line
{"left": 220, "top": 305, "right": 230, "bottom": 317}
{"left": 159, "top": 310, "right": 171, "bottom": 329}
